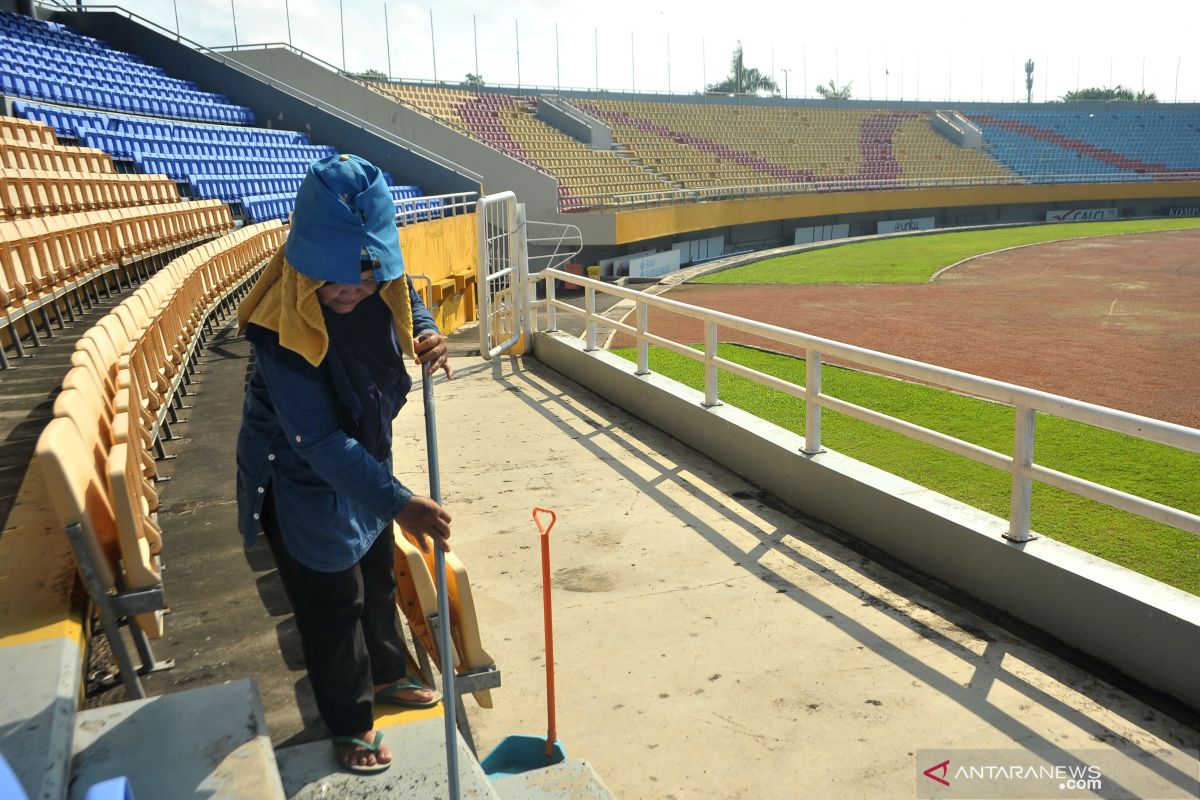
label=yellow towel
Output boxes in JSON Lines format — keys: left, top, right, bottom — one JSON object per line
{"left": 237, "top": 246, "right": 415, "bottom": 368}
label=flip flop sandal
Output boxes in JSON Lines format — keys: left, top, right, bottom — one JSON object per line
{"left": 374, "top": 677, "right": 440, "bottom": 709}
{"left": 332, "top": 731, "right": 391, "bottom": 774}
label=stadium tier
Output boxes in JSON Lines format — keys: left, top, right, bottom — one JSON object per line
{"left": 364, "top": 81, "right": 674, "bottom": 208}
{"left": 358, "top": 81, "right": 1200, "bottom": 212}
{"left": 962, "top": 107, "right": 1200, "bottom": 181}
{"left": 0, "top": 11, "right": 443, "bottom": 224}
{"left": 0, "top": 11, "right": 252, "bottom": 124}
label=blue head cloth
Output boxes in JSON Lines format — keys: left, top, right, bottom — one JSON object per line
{"left": 284, "top": 153, "right": 404, "bottom": 283}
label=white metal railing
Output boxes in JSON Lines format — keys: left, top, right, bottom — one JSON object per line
{"left": 533, "top": 269, "right": 1200, "bottom": 542}
{"left": 562, "top": 171, "right": 1200, "bottom": 212}
{"left": 394, "top": 191, "right": 478, "bottom": 226}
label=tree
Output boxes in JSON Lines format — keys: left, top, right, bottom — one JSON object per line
{"left": 706, "top": 42, "right": 778, "bottom": 94}
{"left": 355, "top": 68, "right": 388, "bottom": 81}
{"left": 1062, "top": 85, "right": 1157, "bottom": 103}
{"left": 462, "top": 73, "right": 485, "bottom": 88}
{"left": 1024, "top": 59, "right": 1034, "bottom": 103}
{"left": 814, "top": 79, "right": 852, "bottom": 100}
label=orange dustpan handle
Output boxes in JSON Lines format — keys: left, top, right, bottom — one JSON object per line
{"left": 533, "top": 507, "right": 557, "bottom": 758}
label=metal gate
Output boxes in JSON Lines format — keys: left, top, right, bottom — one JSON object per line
{"left": 476, "top": 192, "right": 525, "bottom": 359}
{"left": 476, "top": 192, "right": 580, "bottom": 359}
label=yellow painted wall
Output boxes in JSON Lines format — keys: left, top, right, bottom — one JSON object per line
{"left": 398, "top": 213, "right": 478, "bottom": 333}
{"left": 613, "top": 182, "right": 1200, "bottom": 244}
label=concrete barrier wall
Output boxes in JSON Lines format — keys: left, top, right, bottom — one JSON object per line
{"left": 611, "top": 181, "right": 1200, "bottom": 244}
{"left": 532, "top": 331, "right": 1200, "bottom": 713}
{"left": 538, "top": 96, "right": 612, "bottom": 150}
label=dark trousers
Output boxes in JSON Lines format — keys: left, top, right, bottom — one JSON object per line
{"left": 262, "top": 492, "right": 410, "bottom": 736}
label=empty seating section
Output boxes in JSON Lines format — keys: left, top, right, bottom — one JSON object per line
{"left": 497, "top": 99, "right": 673, "bottom": 206}
{"left": 890, "top": 117, "right": 1012, "bottom": 182}
{"left": 0, "top": 110, "right": 234, "bottom": 367}
{"left": 1, "top": 116, "right": 178, "bottom": 218}
{"left": 961, "top": 108, "right": 1200, "bottom": 181}
{"left": 0, "top": 17, "right": 438, "bottom": 227}
{"left": 579, "top": 100, "right": 1014, "bottom": 193}
{"left": 36, "top": 220, "right": 286, "bottom": 694}
{"left": 362, "top": 84, "right": 1026, "bottom": 208}
{"left": 14, "top": 97, "right": 434, "bottom": 224}
{"left": 13, "top": 98, "right": 337, "bottom": 223}
{"left": 362, "top": 82, "right": 673, "bottom": 207}
{"left": 366, "top": 82, "right": 479, "bottom": 131}
{"left": 0, "top": 10, "right": 252, "bottom": 123}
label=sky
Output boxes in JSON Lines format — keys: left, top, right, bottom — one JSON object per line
{"left": 113, "top": 0, "right": 1200, "bottom": 103}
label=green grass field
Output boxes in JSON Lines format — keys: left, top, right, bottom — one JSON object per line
{"left": 612, "top": 344, "right": 1200, "bottom": 595}
{"left": 697, "top": 218, "right": 1200, "bottom": 285}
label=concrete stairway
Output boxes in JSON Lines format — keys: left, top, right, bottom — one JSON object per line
{"left": 69, "top": 679, "right": 285, "bottom": 799}
{"left": 64, "top": 679, "right": 614, "bottom": 800}
{"left": 275, "top": 714, "right": 497, "bottom": 799}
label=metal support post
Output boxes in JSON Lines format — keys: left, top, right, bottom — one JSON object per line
{"left": 1006, "top": 405, "right": 1037, "bottom": 542}
{"left": 804, "top": 350, "right": 824, "bottom": 454}
{"left": 635, "top": 303, "right": 649, "bottom": 375}
{"left": 703, "top": 322, "right": 720, "bottom": 407}
{"left": 584, "top": 287, "right": 596, "bottom": 351}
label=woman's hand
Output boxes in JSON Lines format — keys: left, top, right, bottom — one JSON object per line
{"left": 415, "top": 332, "right": 452, "bottom": 379}
{"left": 395, "top": 495, "right": 452, "bottom": 553}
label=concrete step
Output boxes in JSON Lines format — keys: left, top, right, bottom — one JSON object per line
{"left": 0, "top": 634, "right": 80, "bottom": 800}
{"left": 275, "top": 713, "right": 499, "bottom": 799}
{"left": 69, "top": 678, "right": 285, "bottom": 800}
{"left": 490, "top": 760, "right": 616, "bottom": 800}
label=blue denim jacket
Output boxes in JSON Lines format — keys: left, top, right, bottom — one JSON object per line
{"left": 235, "top": 281, "right": 438, "bottom": 572}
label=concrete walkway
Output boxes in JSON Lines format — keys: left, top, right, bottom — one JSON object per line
{"left": 131, "top": 319, "right": 1200, "bottom": 798}
{"left": 391, "top": 355, "right": 1200, "bottom": 799}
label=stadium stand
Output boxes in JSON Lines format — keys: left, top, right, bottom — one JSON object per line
{"left": 0, "top": 107, "right": 232, "bottom": 368}
{"left": 358, "top": 83, "right": 1200, "bottom": 213}
{"left": 0, "top": 10, "right": 252, "bottom": 124}
{"left": 363, "top": 82, "right": 674, "bottom": 208}
{"left": 1, "top": 10, "right": 443, "bottom": 225}
{"left": 962, "top": 107, "right": 1200, "bottom": 181}
{"left": 3, "top": 5, "right": 1199, "bottom": 797}
{"left": 11, "top": 97, "right": 440, "bottom": 224}
{"left": 578, "top": 99, "right": 1014, "bottom": 192}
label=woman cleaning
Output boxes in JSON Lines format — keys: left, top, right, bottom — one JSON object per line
{"left": 236, "top": 153, "right": 452, "bottom": 774}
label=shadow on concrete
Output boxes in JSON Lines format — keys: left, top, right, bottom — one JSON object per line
{"left": 488, "top": 354, "right": 1198, "bottom": 796}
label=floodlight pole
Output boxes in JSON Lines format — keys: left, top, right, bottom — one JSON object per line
{"left": 384, "top": 4, "right": 391, "bottom": 78}
{"left": 430, "top": 9, "right": 437, "bottom": 83}
{"left": 781, "top": 68, "right": 790, "bottom": 99}
{"left": 802, "top": 45, "right": 807, "bottom": 99}
{"left": 230, "top": 0, "right": 238, "bottom": 47}
{"left": 284, "top": 0, "right": 292, "bottom": 47}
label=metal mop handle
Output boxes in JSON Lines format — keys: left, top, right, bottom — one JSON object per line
{"left": 423, "top": 373, "right": 459, "bottom": 800}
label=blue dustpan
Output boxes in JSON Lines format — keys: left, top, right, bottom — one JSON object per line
{"left": 481, "top": 734, "right": 568, "bottom": 777}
